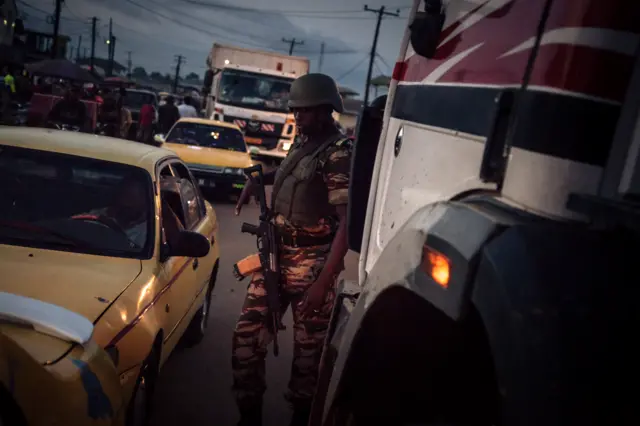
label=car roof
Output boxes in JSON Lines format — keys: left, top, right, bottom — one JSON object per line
{"left": 0, "top": 127, "right": 177, "bottom": 173}
{"left": 175, "top": 117, "right": 241, "bottom": 131}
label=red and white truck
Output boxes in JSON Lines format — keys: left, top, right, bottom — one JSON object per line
{"left": 310, "top": 0, "right": 640, "bottom": 425}
{"left": 203, "top": 43, "right": 310, "bottom": 164}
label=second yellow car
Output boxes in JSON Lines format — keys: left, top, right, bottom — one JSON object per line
{"left": 156, "top": 118, "right": 253, "bottom": 199}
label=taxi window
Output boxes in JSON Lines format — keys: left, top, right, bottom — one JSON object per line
{"left": 0, "top": 146, "right": 154, "bottom": 259}
{"left": 165, "top": 122, "right": 247, "bottom": 152}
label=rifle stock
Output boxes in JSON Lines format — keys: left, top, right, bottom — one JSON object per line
{"left": 240, "top": 164, "right": 283, "bottom": 357}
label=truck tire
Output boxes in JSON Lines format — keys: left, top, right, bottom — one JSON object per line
{"left": 0, "top": 386, "right": 27, "bottom": 426}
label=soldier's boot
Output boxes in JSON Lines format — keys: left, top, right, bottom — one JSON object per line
{"left": 237, "top": 399, "right": 263, "bottom": 426}
{"left": 289, "top": 400, "right": 312, "bottom": 426}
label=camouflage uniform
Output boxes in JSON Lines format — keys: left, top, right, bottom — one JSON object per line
{"left": 232, "top": 132, "right": 352, "bottom": 414}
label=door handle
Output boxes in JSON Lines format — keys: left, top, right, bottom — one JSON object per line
{"left": 193, "top": 259, "right": 199, "bottom": 270}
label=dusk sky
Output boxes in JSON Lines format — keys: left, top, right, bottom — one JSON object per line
{"left": 17, "top": 0, "right": 413, "bottom": 97}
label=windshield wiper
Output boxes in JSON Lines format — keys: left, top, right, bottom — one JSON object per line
{"left": 0, "top": 220, "right": 88, "bottom": 248}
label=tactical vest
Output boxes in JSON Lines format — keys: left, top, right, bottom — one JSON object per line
{"left": 272, "top": 132, "right": 345, "bottom": 227}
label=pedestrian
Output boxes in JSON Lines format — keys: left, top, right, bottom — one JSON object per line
{"left": 137, "top": 102, "right": 156, "bottom": 144}
{"left": 231, "top": 73, "right": 352, "bottom": 426}
{"left": 178, "top": 95, "right": 198, "bottom": 118}
{"left": 158, "top": 95, "right": 180, "bottom": 134}
{"left": 120, "top": 102, "right": 133, "bottom": 139}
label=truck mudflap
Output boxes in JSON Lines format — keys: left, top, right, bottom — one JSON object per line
{"left": 309, "top": 279, "right": 360, "bottom": 426}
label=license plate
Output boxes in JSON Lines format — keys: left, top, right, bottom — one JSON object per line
{"left": 245, "top": 137, "right": 263, "bottom": 145}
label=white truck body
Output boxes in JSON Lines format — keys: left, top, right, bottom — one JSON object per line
{"left": 205, "top": 43, "right": 310, "bottom": 162}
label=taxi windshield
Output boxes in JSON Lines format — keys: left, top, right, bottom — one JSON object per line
{"left": 0, "top": 146, "right": 154, "bottom": 259}
{"left": 165, "top": 122, "right": 248, "bottom": 153}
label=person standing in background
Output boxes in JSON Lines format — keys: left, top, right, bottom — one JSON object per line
{"left": 178, "top": 95, "right": 198, "bottom": 118}
{"left": 137, "top": 102, "right": 155, "bottom": 144}
{"left": 158, "top": 95, "right": 180, "bottom": 134}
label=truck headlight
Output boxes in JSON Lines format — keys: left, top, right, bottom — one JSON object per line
{"left": 282, "top": 142, "right": 291, "bottom": 151}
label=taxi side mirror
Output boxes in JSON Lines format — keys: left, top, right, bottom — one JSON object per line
{"left": 161, "top": 230, "right": 210, "bottom": 262}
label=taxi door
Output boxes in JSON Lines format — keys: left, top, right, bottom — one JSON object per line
{"left": 171, "top": 162, "right": 217, "bottom": 293}
{"left": 157, "top": 163, "right": 199, "bottom": 354}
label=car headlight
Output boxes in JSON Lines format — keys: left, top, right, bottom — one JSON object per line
{"left": 224, "top": 168, "right": 244, "bottom": 176}
{"left": 282, "top": 142, "right": 292, "bottom": 151}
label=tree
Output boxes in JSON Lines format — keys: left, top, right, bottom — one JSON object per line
{"left": 149, "top": 71, "right": 163, "bottom": 81}
{"left": 132, "top": 67, "right": 148, "bottom": 79}
{"left": 185, "top": 72, "right": 200, "bottom": 81}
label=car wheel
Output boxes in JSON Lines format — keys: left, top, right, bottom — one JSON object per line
{"left": 183, "top": 260, "right": 219, "bottom": 347}
{"left": 126, "top": 348, "right": 159, "bottom": 426}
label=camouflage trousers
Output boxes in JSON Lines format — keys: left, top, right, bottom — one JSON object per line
{"left": 231, "top": 243, "right": 337, "bottom": 408}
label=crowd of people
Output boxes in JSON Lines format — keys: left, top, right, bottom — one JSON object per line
{"left": 1, "top": 66, "right": 207, "bottom": 147}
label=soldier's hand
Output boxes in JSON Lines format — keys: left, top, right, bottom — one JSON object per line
{"left": 300, "top": 278, "right": 331, "bottom": 318}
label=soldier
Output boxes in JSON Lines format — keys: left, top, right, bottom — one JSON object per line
{"left": 232, "top": 73, "right": 353, "bottom": 426}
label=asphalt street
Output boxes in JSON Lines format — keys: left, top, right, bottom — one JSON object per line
{"left": 150, "top": 190, "right": 359, "bottom": 426}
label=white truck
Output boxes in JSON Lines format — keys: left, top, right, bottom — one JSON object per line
{"left": 203, "top": 43, "right": 310, "bottom": 164}
{"left": 309, "top": 0, "right": 640, "bottom": 425}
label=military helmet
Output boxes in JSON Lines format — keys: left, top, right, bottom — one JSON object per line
{"left": 288, "top": 73, "right": 344, "bottom": 114}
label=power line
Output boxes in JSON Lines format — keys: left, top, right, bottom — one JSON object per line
{"left": 335, "top": 54, "right": 369, "bottom": 82}
{"left": 145, "top": 0, "right": 278, "bottom": 45}
{"left": 17, "top": 0, "right": 86, "bottom": 23}
{"left": 123, "top": 0, "right": 273, "bottom": 49}
{"left": 178, "top": 0, "right": 410, "bottom": 16}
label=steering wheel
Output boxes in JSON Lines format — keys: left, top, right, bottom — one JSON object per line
{"left": 70, "top": 214, "right": 137, "bottom": 246}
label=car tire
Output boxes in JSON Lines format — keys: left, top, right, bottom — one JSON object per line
{"left": 126, "top": 347, "right": 159, "bottom": 426}
{"left": 183, "top": 260, "right": 219, "bottom": 347}
{"left": 0, "top": 386, "right": 27, "bottom": 426}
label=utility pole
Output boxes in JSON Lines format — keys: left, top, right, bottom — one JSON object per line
{"left": 363, "top": 5, "right": 399, "bottom": 106}
{"left": 282, "top": 37, "right": 304, "bottom": 55}
{"left": 75, "top": 35, "right": 82, "bottom": 62}
{"left": 319, "top": 42, "right": 325, "bottom": 72}
{"left": 126, "top": 51, "right": 133, "bottom": 79}
{"left": 111, "top": 36, "right": 117, "bottom": 75}
{"left": 51, "top": 0, "right": 63, "bottom": 59}
{"left": 107, "top": 18, "right": 113, "bottom": 76}
{"left": 90, "top": 17, "right": 97, "bottom": 71}
{"left": 174, "top": 55, "right": 185, "bottom": 93}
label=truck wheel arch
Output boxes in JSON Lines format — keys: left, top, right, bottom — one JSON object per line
{"left": 325, "top": 285, "right": 500, "bottom": 425}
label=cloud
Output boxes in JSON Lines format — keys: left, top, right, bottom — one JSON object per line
{"left": 19, "top": 0, "right": 411, "bottom": 98}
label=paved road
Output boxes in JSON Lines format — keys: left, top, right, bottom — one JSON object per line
{"left": 150, "top": 194, "right": 359, "bottom": 426}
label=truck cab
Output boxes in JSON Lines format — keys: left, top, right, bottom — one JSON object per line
{"left": 310, "top": 1, "right": 640, "bottom": 425}
{"left": 208, "top": 64, "right": 297, "bottom": 164}
{"left": 203, "top": 44, "right": 311, "bottom": 165}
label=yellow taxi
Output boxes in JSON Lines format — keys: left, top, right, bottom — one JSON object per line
{"left": 0, "top": 127, "right": 220, "bottom": 425}
{"left": 0, "top": 292, "right": 125, "bottom": 426}
{"left": 155, "top": 118, "right": 253, "bottom": 199}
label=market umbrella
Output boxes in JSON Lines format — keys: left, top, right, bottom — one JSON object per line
{"left": 25, "top": 59, "right": 101, "bottom": 84}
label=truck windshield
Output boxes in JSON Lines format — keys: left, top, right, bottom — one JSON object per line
{"left": 217, "top": 69, "right": 293, "bottom": 113}
{"left": 166, "top": 122, "right": 248, "bottom": 152}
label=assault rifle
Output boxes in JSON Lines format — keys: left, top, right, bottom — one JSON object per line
{"left": 234, "top": 164, "right": 284, "bottom": 357}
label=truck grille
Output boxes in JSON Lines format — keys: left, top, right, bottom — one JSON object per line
{"left": 224, "top": 116, "right": 284, "bottom": 137}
